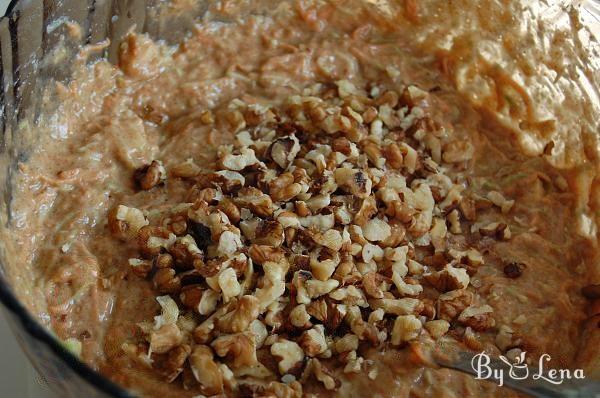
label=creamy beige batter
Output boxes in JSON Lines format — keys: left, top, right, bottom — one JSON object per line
{"left": 3, "top": 1, "right": 600, "bottom": 397}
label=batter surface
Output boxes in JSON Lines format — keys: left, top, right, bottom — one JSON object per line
{"left": 5, "top": 1, "right": 600, "bottom": 397}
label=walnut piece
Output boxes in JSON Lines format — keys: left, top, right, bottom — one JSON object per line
{"left": 134, "top": 160, "right": 166, "bottom": 190}
{"left": 271, "top": 339, "right": 305, "bottom": 374}
{"left": 299, "top": 325, "right": 328, "bottom": 357}
{"left": 189, "top": 345, "right": 224, "bottom": 395}
{"left": 458, "top": 305, "right": 496, "bottom": 331}
{"left": 437, "top": 290, "right": 474, "bottom": 321}
{"left": 391, "top": 315, "right": 422, "bottom": 345}
{"left": 211, "top": 332, "right": 258, "bottom": 368}
{"left": 218, "top": 295, "right": 260, "bottom": 333}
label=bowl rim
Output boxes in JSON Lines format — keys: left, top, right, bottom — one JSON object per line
{"left": 0, "top": 2, "right": 134, "bottom": 397}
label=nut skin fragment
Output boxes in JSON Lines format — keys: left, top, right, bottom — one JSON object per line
{"left": 189, "top": 345, "right": 224, "bottom": 395}
{"left": 582, "top": 284, "right": 600, "bottom": 300}
{"left": 503, "top": 262, "right": 525, "bottom": 278}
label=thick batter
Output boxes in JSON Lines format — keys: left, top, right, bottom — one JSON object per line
{"left": 5, "top": 1, "right": 600, "bottom": 397}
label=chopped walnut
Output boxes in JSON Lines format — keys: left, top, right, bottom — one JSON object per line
{"left": 391, "top": 315, "right": 422, "bottom": 345}
{"left": 305, "top": 279, "right": 339, "bottom": 299}
{"left": 212, "top": 332, "right": 258, "bottom": 368}
{"left": 270, "top": 135, "right": 301, "bottom": 169}
{"left": 236, "top": 187, "right": 274, "bottom": 218}
{"left": 253, "top": 220, "right": 285, "bottom": 247}
{"left": 269, "top": 173, "right": 302, "bottom": 202}
{"left": 128, "top": 258, "right": 152, "bottom": 278}
{"left": 153, "top": 268, "right": 181, "bottom": 294}
{"left": 160, "top": 344, "right": 190, "bottom": 382}
{"left": 171, "top": 158, "right": 202, "bottom": 178}
{"left": 342, "top": 351, "right": 364, "bottom": 373}
{"left": 299, "top": 325, "right": 328, "bottom": 357}
{"left": 108, "top": 205, "right": 149, "bottom": 240}
{"left": 369, "top": 298, "right": 423, "bottom": 315}
{"left": 149, "top": 323, "right": 183, "bottom": 354}
{"left": 198, "top": 289, "right": 220, "bottom": 315}
{"left": 362, "top": 218, "right": 392, "bottom": 242}
{"left": 271, "top": 339, "right": 304, "bottom": 374}
{"left": 479, "top": 222, "right": 512, "bottom": 240}
{"left": 290, "top": 304, "right": 312, "bottom": 329}
{"left": 310, "top": 250, "right": 339, "bottom": 282}
{"left": 248, "top": 244, "right": 284, "bottom": 264}
{"left": 299, "top": 213, "right": 335, "bottom": 232}
{"left": 437, "top": 289, "right": 474, "bottom": 321}
{"left": 362, "top": 272, "right": 387, "bottom": 299}
{"left": 311, "top": 229, "right": 343, "bottom": 252}
{"left": 249, "top": 319, "right": 268, "bottom": 348}
{"left": 217, "top": 230, "right": 243, "bottom": 257}
{"left": 425, "top": 264, "right": 470, "bottom": 292}
{"left": 458, "top": 305, "right": 496, "bottom": 331}
{"left": 111, "top": 78, "right": 502, "bottom": 392}
{"left": 424, "top": 320, "right": 450, "bottom": 339}
{"left": 486, "top": 191, "right": 515, "bottom": 214}
{"left": 443, "top": 140, "right": 474, "bottom": 163}
{"left": 221, "top": 147, "right": 261, "bottom": 171}
{"left": 218, "top": 268, "right": 242, "bottom": 303}
{"left": 334, "top": 334, "right": 359, "bottom": 354}
{"left": 134, "top": 160, "right": 166, "bottom": 190}
{"left": 189, "top": 345, "right": 224, "bottom": 395}
{"left": 334, "top": 168, "right": 372, "bottom": 199}
{"left": 217, "top": 295, "right": 260, "bottom": 333}
{"left": 345, "top": 306, "right": 379, "bottom": 345}
{"left": 303, "top": 358, "right": 340, "bottom": 391}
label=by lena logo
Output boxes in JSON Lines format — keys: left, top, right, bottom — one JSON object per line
{"left": 471, "top": 352, "right": 585, "bottom": 387}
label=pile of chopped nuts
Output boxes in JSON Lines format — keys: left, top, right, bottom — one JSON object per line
{"left": 110, "top": 80, "right": 516, "bottom": 396}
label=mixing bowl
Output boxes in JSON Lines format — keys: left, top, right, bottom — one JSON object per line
{"left": 0, "top": 1, "right": 597, "bottom": 397}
